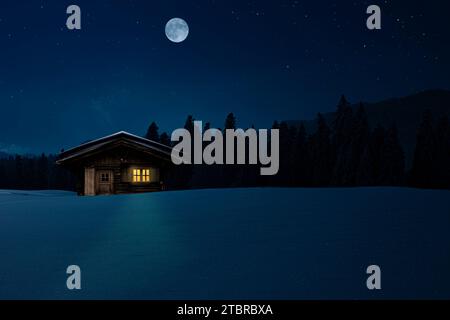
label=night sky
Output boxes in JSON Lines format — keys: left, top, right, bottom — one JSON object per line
{"left": 1, "top": 0, "right": 449, "bottom": 154}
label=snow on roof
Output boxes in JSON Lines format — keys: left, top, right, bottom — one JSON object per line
{"left": 57, "top": 131, "right": 173, "bottom": 164}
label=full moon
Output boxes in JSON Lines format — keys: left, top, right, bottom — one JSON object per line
{"left": 165, "top": 18, "right": 189, "bottom": 43}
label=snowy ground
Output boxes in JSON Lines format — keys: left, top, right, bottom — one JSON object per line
{"left": 0, "top": 187, "right": 449, "bottom": 299}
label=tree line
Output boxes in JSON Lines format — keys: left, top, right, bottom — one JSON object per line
{"left": 0, "top": 154, "right": 76, "bottom": 190}
{"left": 410, "top": 109, "right": 450, "bottom": 189}
{"left": 0, "top": 95, "right": 448, "bottom": 190}
{"left": 160, "top": 96, "right": 408, "bottom": 189}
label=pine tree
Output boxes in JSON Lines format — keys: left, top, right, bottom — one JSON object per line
{"left": 411, "top": 110, "right": 436, "bottom": 188}
{"left": 435, "top": 115, "right": 450, "bottom": 188}
{"left": 37, "top": 153, "right": 49, "bottom": 188}
{"left": 184, "top": 115, "right": 195, "bottom": 133}
{"left": 159, "top": 132, "right": 171, "bottom": 146}
{"left": 0, "top": 161, "right": 6, "bottom": 188}
{"left": 332, "top": 95, "right": 354, "bottom": 148}
{"left": 286, "top": 125, "right": 298, "bottom": 185}
{"left": 174, "top": 115, "right": 196, "bottom": 189}
{"left": 277, "top": 121, "right": 294, "bottom": 185}
{"left": 309, "top": 113, "right": 333, "bottom": 186}
{"left": 272, "top": 120, "right": 280, "bottom": 130}
{"left": 356, "top": 124, "right": 385, "bottom": 185}
{"left": 14, "top": 155, "right": 23, "bottom": 189}
{"left": 292, "top": 123, "right": 310, "bottom": 186}
{"left": 379, "top": 124, "right": 405, "bottom": 185}
{"left": 331, "top": 95, "right": 354, "bottom": 185}
{"left": 224, "top": 113, "right": 236, "bottom": 130}
{"left": 223, "top": 113, "right": 237, "bottom": 187}
{"left": 145, "top": 121, "right": 160, "bottom": 142}
{"left": 352, "top": 104, "right": 370, "bottom": 161}
{"left": 346, "top": 103, "right": 371, "bottom": 185}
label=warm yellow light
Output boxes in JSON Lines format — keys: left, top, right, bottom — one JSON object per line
{"left": 143, "top": 169, "right": 150, "bottom": 182}
{"left": 133, "top": 168, "right": 150, "bottom": 183}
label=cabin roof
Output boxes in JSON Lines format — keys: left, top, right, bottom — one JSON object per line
{"left": 57, "top": 131, "right": 173, "bottom": 165}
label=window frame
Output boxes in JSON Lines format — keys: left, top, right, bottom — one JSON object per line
{"left": 132, "top": 168, "right": 151, "bottom": 183}
{"left": 100, "top": 172, "right": 110, "bottom": 183}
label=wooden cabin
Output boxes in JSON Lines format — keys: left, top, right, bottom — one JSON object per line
{"left": 57, "top": 131, "right": 173, "bottom": 196}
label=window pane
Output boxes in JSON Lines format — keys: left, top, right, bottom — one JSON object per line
{"left": 132, "top": 169, "right": 153, "bottom": 182}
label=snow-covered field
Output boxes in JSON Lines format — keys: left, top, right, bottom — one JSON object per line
{"left": 0, "top": 187, "right": 449, "bottom": 299}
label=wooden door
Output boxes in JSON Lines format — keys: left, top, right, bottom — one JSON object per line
{"left": 84, "top": 168, "right": 95, "bottom": 196}
{"left": 96, "top": 170, "right": 114, "bottom": 195}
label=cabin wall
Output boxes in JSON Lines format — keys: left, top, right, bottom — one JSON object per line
{"left": 69, "top": 146, "right": 167, "bottom": 195}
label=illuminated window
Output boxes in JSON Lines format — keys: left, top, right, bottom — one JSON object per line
{"left": 133, "top": 169, "right": 141, "bottom": 182}
{"left": 143, "top": 169, "right": 150, "bottom": 182}
{"left": 133, "top": 169, "right": 150, "bottom": 183}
